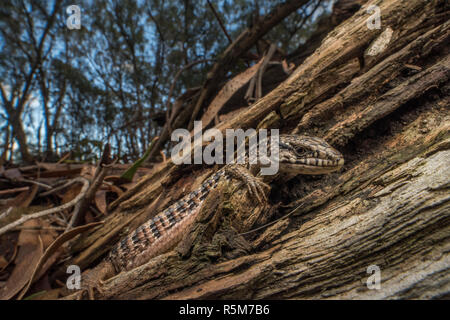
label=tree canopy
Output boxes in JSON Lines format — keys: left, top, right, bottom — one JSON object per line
{"left": 0, "top": 0, "right": 330, "bottom": 163}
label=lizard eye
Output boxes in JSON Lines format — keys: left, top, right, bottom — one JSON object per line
{"left": 295, "top": 146, "right": 308, "bottom": 154}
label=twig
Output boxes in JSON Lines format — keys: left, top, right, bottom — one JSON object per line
{"left": 0, "top": 186, "right": 29, "bottom": 195}
{"left": 66, "top": 145, "right": 115, "bottom": 230}
{"left": 39, "top": 179, "right": 79, "bottom": 197}
{"left": 89, "top": 204, "right": 102, "bottom": 217}
{"left": 52, "top": 215, "right": 69, "bottom": 227}
{"left": 160, "top": 150, "right": 166, "bottom": 163}
{"left": 0, "top": 177, "right": 89, "bottom": 236}
{"left": 206, "top": 0, "right": 232, "bottom": 44}
{"left": 18, "top": 178, "right": 52, "bottom": 190}
{"left": 238, "top": 202, "right": 307, "bottom": 236}
{"left": 0, "top": 207, "right": 13, "bottom": 221}
{"left": 13, "top": 226, "right": 66, "bottom": 231}
{"left": 57, "top": 152, "right": 71, "bottom": 164}
{"left": 256, "top": 44, "right": 277, "bottom": 100}
{"left": 165, "top": 59, "right": 214, "bottom": 134}
{"left": 245, "top": 44, "right": 277, "bottom": 102}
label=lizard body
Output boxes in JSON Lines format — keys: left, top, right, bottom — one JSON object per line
{"left": 67, "top": 134, "right": 344, "bottom": 299}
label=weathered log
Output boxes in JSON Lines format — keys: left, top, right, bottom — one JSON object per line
{"left": 60, "top": 0, "right": 450, "bottom": 299}
{"left": 81, "top": 103, "right": 449, "bottom": 299}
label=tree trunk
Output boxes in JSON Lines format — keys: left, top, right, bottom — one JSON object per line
{"left": 63, "top": 0, "right": 449, "bottom": 299}
{"left": 10, "top": 112, "right": 32, "bottom": 163}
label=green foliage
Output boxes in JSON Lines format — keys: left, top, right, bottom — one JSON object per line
{"left": 121, "top": 137, "right": 159, "bottom": 181}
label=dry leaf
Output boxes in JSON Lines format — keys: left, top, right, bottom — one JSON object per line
{"left": 19, "top": 185, "right": 38, "bottom": 208}
{"left": 3, "top": 168, "right": 22, "bottom": 180}
{"left": 0, "top": 219, "right": 44, "bottom": 300}
{"left": 94, "top": 190, "right": 107, "bottom": 214}
{"left": 2, "top": 185, "right": 38, "bottom": 212}
{"left": 18, "top": 222, "right": 103, "bottom": 300}
{"left": 60, "top": 183, "right": 82, "bottom": 205}
{"left": 119, "top": 182, "right": 137, "bottom": 191}
{"left": 0, "top": 256, "right": 7, "bottom": 269}
{"left": 108, "top": 184, "right": 124, "bottom": 196}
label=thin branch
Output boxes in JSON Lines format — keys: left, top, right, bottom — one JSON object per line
{"left": 0, "top": 207, "right": 13, "bottom": 221}
{"left": 206, "top": 0, "right": 232, "bottom": 44}
{"left": 66, "top": 144, "right": 115, "bottom": 230}
{"left": 165, "top": 59, "right": 214, "bottom": 134}
{"left": 39, "top": 179, "right": 77, "bottom": 197}
{"left": 0, "top": 177, "right": 89, "bottom": 236}
{"left": 0, "top": 186, "right": 30, "bottom": 196}
{"left": 18, "top": 178, "right": 53, "bottom": 190}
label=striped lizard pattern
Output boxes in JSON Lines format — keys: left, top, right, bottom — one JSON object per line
{"left": 108, "top": 169, "right": 226, "bottom": 272}
{"left": 69, "top": 134, "right": 344, "bottom": 299}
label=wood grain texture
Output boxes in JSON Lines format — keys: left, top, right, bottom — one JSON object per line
{"left": 60, "top": 0, "right": 449, "bottom": 299}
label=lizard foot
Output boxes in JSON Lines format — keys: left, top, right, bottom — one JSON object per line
{"left": 225, "top": 165, "right": 270, "bottom": 204}
{"left": 76, "top": 273, "right": 106, "bottom": 300}
{"left": 67, "top": 261, "right": 114, "bottom": 300}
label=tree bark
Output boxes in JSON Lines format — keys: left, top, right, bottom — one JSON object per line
{"left": 62, "top": 0, "right": 450, "bottom": 299}
{"left": 9, "top": 112, "right": 32, "bottom": 163}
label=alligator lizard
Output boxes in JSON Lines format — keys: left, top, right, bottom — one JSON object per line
{"left": 67, "top": 134, "right": 344, "bottom": 299}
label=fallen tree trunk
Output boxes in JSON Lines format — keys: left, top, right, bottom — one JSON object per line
{"left": 80, "top": 104, "right": 450, "bottom": 300}
{"left": 60, "top": 0, "right": 450, "bottom": 299}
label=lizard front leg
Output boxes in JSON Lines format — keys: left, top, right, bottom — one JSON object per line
{"left": 224, "top": 164, "right": 270, "bottom": 205}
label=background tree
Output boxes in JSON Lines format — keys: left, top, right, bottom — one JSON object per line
{"left": 0, "top": 0, "right": 331, "bottom": 163}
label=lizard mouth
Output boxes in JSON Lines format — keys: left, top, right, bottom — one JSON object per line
{"left": 279, "top": 146, "right": 345, "bottom": 174}
{"left": 281, "top": 155, "right": 344, "bottom": 174}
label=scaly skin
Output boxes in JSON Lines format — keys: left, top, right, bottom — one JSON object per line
{"left": 66, "top": 134, "right": 344, "bottom": 299}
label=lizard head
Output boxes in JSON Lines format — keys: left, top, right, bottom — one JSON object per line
{"left": 278, "top": 134, "right": 344, "bottom": 175}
